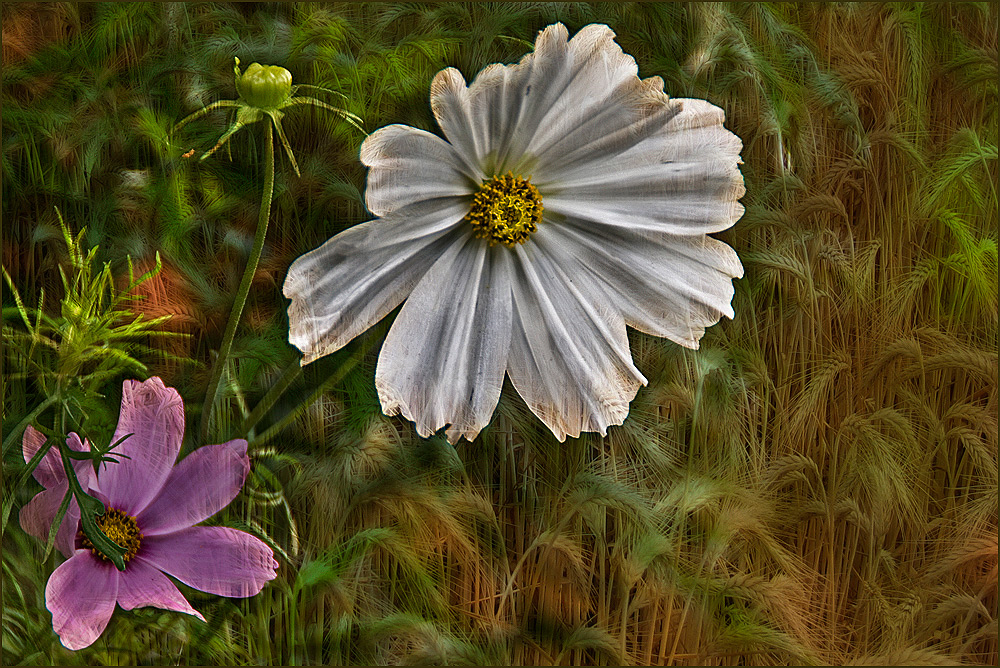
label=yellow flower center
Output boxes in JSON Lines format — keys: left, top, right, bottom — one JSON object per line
{"left": 463, "top": 173, "right": 543, "bottom": 247}
{"left": 79, "top": 508, "right": 143, "bottom": 564}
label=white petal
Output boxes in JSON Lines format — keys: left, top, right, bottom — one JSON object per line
{"left": 376, "top": 234, "right": 513, "bottom": 443}
{"left": 528, "top": 76, "right": 676, "bottom": 178}
{"left": 360, "top": 124, "right": 474, "bottom": 217}
{"left": 502, "top": 24, "right": 643, "bottom": 173}
{"left": 434, "top": 24, "right": 644, "bottom": 176}
{"left": 506, "top": 227, "right": 647, "bottom": 441}
{"left": 544, "top": 106, "right": 740, "bottom": 190}
{"left": 553, "top": 221, "right": 743, "bottom": 349}
{"left": 429, "top": 68, "right": 485, "bottom": 179}
{"left": 465, "top": 62, "right": 532, "bottom": 174}
{"left": 542, "top": 97, "right": 745, "bottom": 235}
{"left": 284, "top": 200, "right": 467, "bottom": 363}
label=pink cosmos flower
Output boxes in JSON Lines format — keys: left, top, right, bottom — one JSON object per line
{"left": 19, "top": 377, "right": 278, "bottom": 650}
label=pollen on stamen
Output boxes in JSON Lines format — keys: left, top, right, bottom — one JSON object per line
{"left": 78, "top": 507, "right": 143, "bottom": 564}
{"left": 463, "top": 172, "right": 543, "bottom": 247}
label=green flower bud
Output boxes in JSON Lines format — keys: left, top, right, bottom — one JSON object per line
{"left": 235, "top": 59, "right": 292, "bottom": 109}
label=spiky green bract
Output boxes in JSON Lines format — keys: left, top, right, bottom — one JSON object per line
{"left": 3, "top": 2, "right": 996, "bottom": 666}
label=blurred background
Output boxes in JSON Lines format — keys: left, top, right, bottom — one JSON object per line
{"left": 2, "top": 3, "right": 996, "bottom": 665}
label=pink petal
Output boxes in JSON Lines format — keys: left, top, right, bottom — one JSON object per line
{"left": 45, "top": 550, "right": 120, "bottom": 651}
{"left": 23, "top": 427, "right": 92, "bottom": 489}
{"left": 23, "top": 425, "right": 59, "bottom": 487}
{"left": 19, "top": 484, "right": 66, "bottom": 541}
{"left": 19, "top": 483, "right": 82, "bottom": 557}
{"left": 55, "top": 503, "right": 82, "bottom": 558}
{"left": 20, "top": 431, "right": 95, "bottom": 557}
{"left": 140, "top": 526, "right": 277, "bottom": 598}
{"left": 54, "top": 502, "right": 82, "bottom": 558}
{"left": 98, "top": 378, "right": 184, "bottom": 516}
{"left": 138, "top": 440, "right": 250, "bottom": 536}
{"left": 117, "top": 557, "right": 206, "bottom": 621}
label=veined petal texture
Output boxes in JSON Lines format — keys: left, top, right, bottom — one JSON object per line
{"left": 556, "top": 222, "right": 743, "bottom": 348}
{"left": 284, "top": 199, "right": 468, "bottom": 363}
{"left": 117, "top": 557, "right": 206, "bottom": 621}
{"left": 376, "top": 233, "right": 513, "bottom": 443}
{"left": 361, "top": 124, "right": 474, "bottom": 216}
{"left": 45, "top": 552, "right": 119, "bottom": 651}
{"left": 543, "top": 98, "right": 745, "bottom": 236}
{"left": 137, "top": 439, "right": 250, "bottom": 536}
{"left": 507, "top": 226, "right": 647, "bottom": 441}
{"left": 98, "top": 378, "right": 184, "bottom": 517}
{"left": 141, "top": 526, "right": 278, "bottom": 598}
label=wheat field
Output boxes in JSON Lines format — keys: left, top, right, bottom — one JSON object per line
{"left": 2, "top": 3, "right": 997, "bottom": 665}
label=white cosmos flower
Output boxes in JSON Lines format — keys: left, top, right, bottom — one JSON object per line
{"left": 283, "top": 23, "right": 745, "bottom": 443}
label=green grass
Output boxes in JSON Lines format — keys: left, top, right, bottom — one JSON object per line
{"left": 3, "top": 2, "right": 997, "bottom": 665}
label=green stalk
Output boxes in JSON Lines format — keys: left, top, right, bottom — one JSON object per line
{"left": 200, "top": 122, "right": 275, "bottom": 445}
{"left": 1, "top": 395, "right": 56, "bottom": 457}
{"left": 248, "top": 336, "right": 376, "bottom": 449}
{"left": 59, "top": 437, "right": 127, "bottom": 571}
{"left": 239, "top": 357, "right": 303, "bottom": 438}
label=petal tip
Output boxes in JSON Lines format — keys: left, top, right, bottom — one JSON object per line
{"left": 22, "top": 424, "right": 45, "bottom": 463}
{"left": 430, "top": 67, "right": 467, "bottom": 96}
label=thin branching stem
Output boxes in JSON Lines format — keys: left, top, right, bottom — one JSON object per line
{"left": 199, "top": 122, "right": 275, "bottom": 445}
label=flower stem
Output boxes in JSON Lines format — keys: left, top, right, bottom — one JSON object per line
{"left": 239, "top": 357, "right": 303, "bottom": 438}
{"left": 248, "top": 330, "right": 383, "bottom": 450}
{"left": 57, "top": 382, "right": 127, "bottom": 569}
{"left": 1, "top": 395, "right": 56, "bottom": 458}
{"left": 199, "top": 121, "right": 275, "bottom": 445}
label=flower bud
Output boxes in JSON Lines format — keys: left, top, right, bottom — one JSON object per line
{"left": 235, "top": 59, "right": 292, "bottom": 109}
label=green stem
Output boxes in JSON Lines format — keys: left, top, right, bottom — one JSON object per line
{"left": 1, "top": 395, "right": 57, "bottom": 458}
{"left": 249, "top": 333, "right": 381, "bottom": 449}
{"left": 240, "top": 358, "right": 303, "bottom": 438}
{"left": 54, "top": 386, "right": 127, "bottom": 569}
{"left": 200, "top": 121, "right": 275, "bottom": 445}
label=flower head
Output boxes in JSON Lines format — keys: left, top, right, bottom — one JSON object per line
{"left": 20, "top": 377, "right": 278, "bottom": 650}
{"left": 174, "top": 57, "right": 362, "bottom": 176}
{"left": 283, "top": 24, "right": 745, "bottom": 442}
